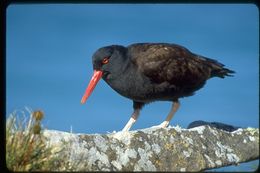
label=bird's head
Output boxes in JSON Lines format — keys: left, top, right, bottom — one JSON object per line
{"left": 81, "top": 45, "right": 127, "bottom": 104}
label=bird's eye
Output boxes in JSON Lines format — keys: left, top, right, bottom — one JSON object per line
{"left": 102, "top": 57, "right": 110, "bottom": 65}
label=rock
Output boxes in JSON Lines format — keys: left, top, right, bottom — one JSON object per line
{"left": 187, "top": 120, "right": 240, "bottom": 132}
{"left": 42, "top": 125, "right": 259, "bottom": 171}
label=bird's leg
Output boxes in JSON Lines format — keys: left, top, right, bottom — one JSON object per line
{"left": 121, "top": 109, "right": 140, "bottom": 132}
{"left": 121, "top": 101, "right": 144, "bottom": 132}
{"left": 158, "top": 100, "right": 180, "bottom": 128}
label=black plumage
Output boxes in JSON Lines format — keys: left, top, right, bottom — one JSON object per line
{"left": 81, "top": 43, "right": 235, "bottom": 131}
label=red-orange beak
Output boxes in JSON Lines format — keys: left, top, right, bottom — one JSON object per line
{"left": 81, "top": 70, "right": 103, "bottom": 104}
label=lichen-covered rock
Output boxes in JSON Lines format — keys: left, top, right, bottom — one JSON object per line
{"left": 43, "top": 125, "right": 259, "bottom": 171}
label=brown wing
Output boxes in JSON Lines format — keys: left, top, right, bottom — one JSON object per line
{"left": 128, "top": 43, "right": 211, "bottom": 86}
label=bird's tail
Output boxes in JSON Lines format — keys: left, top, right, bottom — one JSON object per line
{"left": 211, "top": 67, "right": 235, "bottom": 78}
{"left": 199, "top": 56, "right": 235, "bottom": 78}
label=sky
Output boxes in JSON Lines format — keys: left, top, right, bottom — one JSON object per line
{"left": 6, "top": 4, "right": 258, "bottom": 135}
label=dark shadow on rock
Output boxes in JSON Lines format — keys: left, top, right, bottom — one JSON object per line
{"left": 187, "top": 120, "right": 240, "bottom": 132}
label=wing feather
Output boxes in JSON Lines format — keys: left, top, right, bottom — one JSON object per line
{"left": 128, "top": 43, "right": 211, "bottom": 85}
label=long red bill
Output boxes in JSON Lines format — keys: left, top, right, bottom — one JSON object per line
{"left": 81, "top": 70, "right": 103, "bottom": 104}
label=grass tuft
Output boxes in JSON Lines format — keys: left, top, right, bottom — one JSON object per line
{"left": 6, "top": 109, "right": 78, "bottom": 171}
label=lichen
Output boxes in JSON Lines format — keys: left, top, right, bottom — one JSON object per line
{"left": 174, "top": 125, "right": 182, "bottom": 133}
{"left": 231, "top": 128, "right": 243, "bottom": 135}
{"left": 214, "top": 141, "right": 240, "bottom": 164}
{"left": 111, "top": 160, "right": 122, "bottom": 170}
{"left": 246, "top": 127, "right": 259, "bottom": 136}
{"left": 94, "top": 135, "right": 108, "bottom": 152}
{"left": 249, "top": 136, "right": 255, "bottom": 142}
{"left": 209, "top": 128, "right": 219, "bottom": 136}
{"left": 135, "top": 147, "right": 156, "bottom": 171}
{"left": 41, "top": 125, "right": 258, "bottom": 171}
{"left": 185, "top": 137, "right": 193, "bottom": 145}
{"left": 227, "top": 153, "right": 240, "bottom": 163}
{"left": 183, "top": 150, "right": 191, "bottom": 158}
{"left": 180, "top": 168, "right": 186, "bottom": 172}
{"left": 204, "top": 154, "right": 215, "bottom": 167}
{"left": 188, "top": 126, "right": 205, "bottom": 134}
{"left": 151, "top": 144, "right": 161, "bottom": 154}
{"left": 215, "top": 160, "right": 222, "bottom": 166}
{"left": 120, "top": 148, "right": 137, "bottom": 166}
{"left": 87, "top": 147, "right": 110, "bottom": 168}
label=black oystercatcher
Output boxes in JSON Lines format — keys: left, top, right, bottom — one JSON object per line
{"left": 81, "top": 43, "right": 234, "bottom": 131}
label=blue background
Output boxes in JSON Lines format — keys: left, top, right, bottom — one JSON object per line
{"left": 7, "top": 4, "right": 258, "bottom": 133}
{"left": 6, "top": 3, "right": 259, "bottom": 171}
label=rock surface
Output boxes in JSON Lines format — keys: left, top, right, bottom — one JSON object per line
{"left": 43, "top": 125, "right": 259, "bottom": 171}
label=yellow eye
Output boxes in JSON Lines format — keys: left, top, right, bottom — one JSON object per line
{"left": 102, "top": 57, "right": 109, "bottom": 64}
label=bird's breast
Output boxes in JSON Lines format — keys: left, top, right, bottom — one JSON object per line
{"left": 104, "top": 71, "right": 180, "bottom": 102}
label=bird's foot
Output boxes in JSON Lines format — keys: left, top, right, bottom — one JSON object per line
{"left": 112, "top": 130, "right": 131, "bottom": 141}
{"left": 151, "top": 121, "right": 169, "bottom": 129}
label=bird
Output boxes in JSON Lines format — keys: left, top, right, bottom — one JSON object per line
{"left": 81, "top": 43, "right": 235, "bottom": 132}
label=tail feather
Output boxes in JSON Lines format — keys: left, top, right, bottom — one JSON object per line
{"left": 212, "top": 67, "right": 235, "bottom": 78}
{"left": 198, "top": 55, "right": 235, "bottom": 78}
